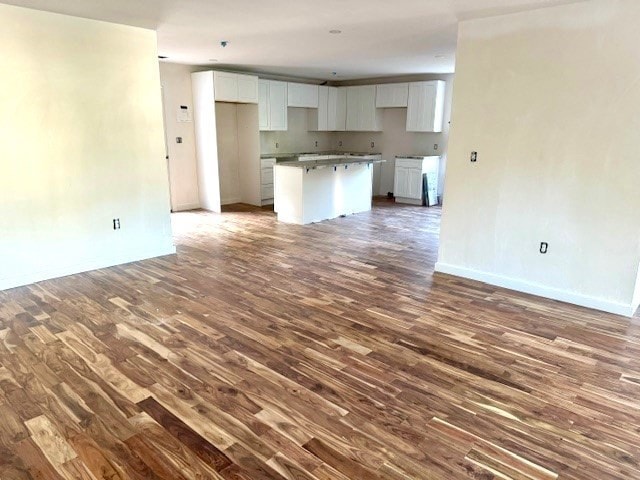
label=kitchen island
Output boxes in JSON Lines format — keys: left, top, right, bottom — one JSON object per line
{"left": 274, "top": 156, "right": 384, "bottom": 225}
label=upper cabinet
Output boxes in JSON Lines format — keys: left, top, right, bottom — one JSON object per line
{"left": 213, "top": 71, "right": 258, "bottom": 103}
{"left": 346, "top": 86, "right": 382, "bottom": 132}
{"left": 406, "top": 80, "right": 446, "bottom": 132}
{"left": 376, "top": 83, "right": 409, "bottom": 108}
{"left": 236, "top": 74, "right": 259, "bottom": 103}
{"left": 287, "top": 82, "right": 319, "bottom": 108}
{"left": 328, "top": 87, "right": 347, "bottom": 131}
{"left": 259, "top": 79, "right": 288, "bottom": 131}
{"left": 309, "top": 86, "right": 346, "bottom": 132}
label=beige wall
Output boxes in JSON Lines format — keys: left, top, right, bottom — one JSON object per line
{"left": 437, "top": 0, "right": 640, "bottom": 316}
{"left": 0, "top": 4, "right": 174, "bottom": 291}
{"left": 159, "top": 63, "right": 200, "bottom": 211}
{"left": 260, "top": 108, "right": 334, "bottom": 154}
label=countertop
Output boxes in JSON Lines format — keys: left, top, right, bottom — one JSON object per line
{"left": 276, "top": 157, "right": 386, "bottom": 169}
{"left": 261, "top": 151, "right": 382, "bottom": 159}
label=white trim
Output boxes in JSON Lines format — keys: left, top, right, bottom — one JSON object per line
{"left": 434, "top": 262, "right": 636, "bottom": 317}
{"left": 0, "top": 243, "right": 176, "bottom": 292}
{"left": 173, "top": 202, "right": 201, "bottom": 212}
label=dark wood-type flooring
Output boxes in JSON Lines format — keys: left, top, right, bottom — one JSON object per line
{"left": 1, "top": 199, "right": 639, "bottom": 479}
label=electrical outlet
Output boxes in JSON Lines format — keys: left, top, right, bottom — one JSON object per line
{"left": 338, "top": 141, "right": 343, "bottom": 147}
{"left": 176, "top": 137, "right": 182, "bottom": 144}
{"left": 434, "top": 143, "right": 438, "bottom": 150}
{"left": 470, "top": 151, "right": 478, "bottom": 163}
{"left": 315, "top": 140, "right": 318, "bottom": 147}
{"left": 275, "top": 142, "right": 279, "bottom": 149}
{"left": 113, "top": 218, "right": 121, "bottom": 230}
{"left": 370, "top": 142, "right": 375, "bottom": 148}
{"left": 540, "top": 242, "right": 549, "bottom": 254}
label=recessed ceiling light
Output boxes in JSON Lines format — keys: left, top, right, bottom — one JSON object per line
{"left": 329, "top": 29, "right": 342, "bottom": 34}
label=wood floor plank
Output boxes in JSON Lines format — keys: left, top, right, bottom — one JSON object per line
{"left": 137, "top": 396, "right": 233, "bottom": 472}
{"left": 0, "top": 200, "right": 639, "bottom": 479}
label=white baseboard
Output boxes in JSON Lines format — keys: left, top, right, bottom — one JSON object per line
{"left": 434, "top": 262, "right": 636, "bottom": 317}
{"left": 0, "top": 243, "right": 176, "bottom": 292}
{"left": 173, "top": 202, "right": 200, "bottom": 212}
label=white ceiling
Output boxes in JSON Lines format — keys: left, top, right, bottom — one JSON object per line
{"left": 3, "top": 0, "right": 586, "bottom": 80}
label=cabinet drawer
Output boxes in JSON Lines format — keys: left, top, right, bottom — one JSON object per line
{"left": 396, "top": 158, "right": 424, "bottom": 169}
{"left": 261, "top": 158, "right": 276, "bottom": 168}
{"left": 261, "top": 168, "right": 274, "bottom": 185}
{"left": 261, "top": 184, "right": 274, "bottom": 199}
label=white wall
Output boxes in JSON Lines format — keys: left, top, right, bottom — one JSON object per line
{"left": 159, "top": 63, "right": 200, "bottom": 211}
{"left": 0, "top": 4, "right": 175, "bottom": 291}
{"left": 437, "top": 0, "right": 640, "bottom": 316}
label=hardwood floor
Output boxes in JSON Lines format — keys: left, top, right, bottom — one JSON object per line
{"left": 1, "top": 199, "right": 639, "bottom": 479}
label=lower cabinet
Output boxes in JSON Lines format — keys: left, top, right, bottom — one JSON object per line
{"left": 394, "top": 157, "right": 440, "bottom": 206}
{"left": 394, "top": 166, "right": 424, "bottom": 200}
{"left": 261, "top": 158, "right": 276, "bottom": 205}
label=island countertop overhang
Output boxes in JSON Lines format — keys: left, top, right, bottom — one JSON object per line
{"left": 275, "top": 157, "right": 386, "bottom": 169}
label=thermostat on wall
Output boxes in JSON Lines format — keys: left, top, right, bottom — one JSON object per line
{"left": 177, "top": 105, "right": 192, "bottom": 123}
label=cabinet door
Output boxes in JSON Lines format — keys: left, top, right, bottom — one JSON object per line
{"left": 407, "top": 81, "right": 442, "bottom": 132}
{"left": 287, "top": 83, "right": 319, "bottom": 108}
{"left": 394, "top": 167, "right": 408, "bottom": 197}
{"left": 359, "top": 85, "right": 380, "bottom": 131}
{"left": 333, "top": 87, "right": 347, "bottom": 131}
{"left": 347, "top": 86, "right": 380, "bottom": 131}
{"left": 213, "top": 72, "right": 238, "bottom": 102}
{"left": 269, "top": 81, "right": 288, "bottom": 131}
{"left": 237, "top": 74, "right": 258, "bottom": 104}
{"left": 327, "top": 87, "right": 337, "bottom": 131}
{"left": 346, "top": 87, "right": 360, "bottom": 131}
{"left": 317, "top": 86, "right": 329, "bottom": 131}
{"left": 258, "top": 80, "right": 270, "bottom": 130}
{"left": 376, "top": 83, "right": 409, "bottom": 107}
{"left": 406, "top": 168, "right": 424, "bottom": 200}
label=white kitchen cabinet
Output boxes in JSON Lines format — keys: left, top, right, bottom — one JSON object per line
{"left": 328, "top": 87, "right": 347, "bottom": 131}
{"left": 213, "top": 71, "right": 259, "bottom": 104}
{"left": 287, "top": 82, "right": 319, "bottom": 108}
{"left": 394, "top": 156, "right": 440, "bottom": 205}
{"left": 236, "top": 73, "right": 259, "bottom": 103}
{"left": 317, "top": 86, "right": 329, "bottom": 131}
{"left": 308, "top": 86, "right": 347, "bottom": 131}
{"left": 269, "top": 81, "right": 288, "bottom": 130}
{"left": 258, "top": 81, "right": 269, "bottom": 130}
{"left": 259, "top": 80, "right": 288, "bottom": 131}
{"left": 346, "top": 86, "right": 382, "bottom": 132}
{"left": 376, "top": 83, "right": 409, "bottom": 108}
{"left": 260, "top": 157, "right": 276, "bottom": 205}
{"left": 213, "top": 72, "right": 238, "bottom": 102}
{"left": 406, "top": 81, "right": 446, "bottom": 132}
